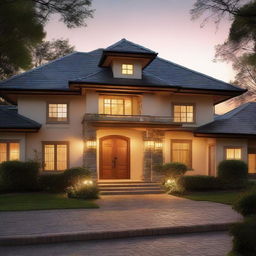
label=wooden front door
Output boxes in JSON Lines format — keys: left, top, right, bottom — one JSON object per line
{"left": 100, "top": 136, "right": 130, "bottom": 179}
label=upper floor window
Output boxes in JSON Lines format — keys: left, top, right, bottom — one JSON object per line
{"left": 225, "top": 147, "right": 242, "bottom": 160}
{"left": 47, "top": 103, "right": 68, "bottom": 123}
{"left": 0, "top": 142, "right": 20, "bottom": 163}
{"left": 121, "top": 64, "right": 134, "bottom": 75}
{"left": 173, "top": 104, "right": 194, "bottom": 123}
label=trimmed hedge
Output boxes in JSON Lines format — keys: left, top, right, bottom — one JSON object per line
{"left": 177, "top": 175, "right": 223, "bottom": 192}
{"left": 67, "top": 183, "right": 99, "bottom": 199}
{"left": 38, "top": 167, "right": 92, "bottom": 192}
{"left": 218, "top": 160, "right": 248, "bottom": 188}
{"left": 157, "top": 162, "right": 188, "bottom": 179}
{"left": 233, "top": 191, "right": 256, "bottom": 217}
{"left": 229, "top": 217, "right": 256, "bottom": 256}
{"left": 0, "top": 161, "right": 40, "bottom": 192}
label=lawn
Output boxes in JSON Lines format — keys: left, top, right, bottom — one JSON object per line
{"left": 0, "top": 193, "right": 99, "bottom": 211}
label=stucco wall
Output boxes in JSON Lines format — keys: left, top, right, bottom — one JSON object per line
{"left": 97, "top": 129, "right": 144, "bottom": 180}
{"left": 18, "top": 95, "right": 86, "bottom": 168}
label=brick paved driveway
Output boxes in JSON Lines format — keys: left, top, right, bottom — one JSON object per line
{"left": 0, "top": 194, "right": 241, "bottom": 237}
{"left": 1, "top": 232, "right": 231, "bottom": 256}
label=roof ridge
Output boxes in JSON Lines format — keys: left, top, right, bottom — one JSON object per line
{"left": 155, "top": 56, "right": 244, "bottom": 91}
{"left": 0, "top": 52, "right": 82, "bottom": 85}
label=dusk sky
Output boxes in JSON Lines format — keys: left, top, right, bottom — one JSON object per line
{"left": 45, "top": 0, "right": 234, "bottom": 113}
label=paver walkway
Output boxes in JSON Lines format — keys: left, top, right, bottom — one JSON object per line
{"left": 1, "top": 232, "right": 231, "bottom": 256}
{"left": 0, "top": 194, "right": 241, "bottom": 237}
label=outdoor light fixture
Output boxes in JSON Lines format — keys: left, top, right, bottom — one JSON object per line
{"left": 144, "top": 140, "right": 155, "bottom": 150}
{"left": 86, "top": 140, "right": 97, "bottom": 149}
{"left": 154, "top": 141, "right": 163, "bottom": 150}
{"left": 83, "top": 180, "right": 93, "bottom": 185}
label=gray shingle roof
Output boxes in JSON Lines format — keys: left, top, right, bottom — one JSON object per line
{"left": 0, "top": 105, "right": 41, "bottom": 130}
{"left": 195, "top": 102, "right": 256, "bottom": 136}
{"left": 0, "top": 39, "right": 245, "bottom": 93}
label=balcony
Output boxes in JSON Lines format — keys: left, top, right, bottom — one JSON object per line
{"left": 83, "top": 114, "right": 183, "bottom": 128}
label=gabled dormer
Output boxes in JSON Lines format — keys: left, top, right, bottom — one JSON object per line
{"left": 98, "top": 39, "right": 158, "bottom": 79}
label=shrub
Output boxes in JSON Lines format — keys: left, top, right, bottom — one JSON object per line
{"left": 177, "top": 175, "right": 223, "bottom": 192}
{"left": 233, "top": 191, "right": 256, "bottom": 217}
{"left": 157, "top": 162, "right": 188, "bottom": 179}
{"left": 229, "top": 217, "right": 256, "bottom": 256}
{"left": 164, "top": 178, "right": 185, "bottom": 194}
{"left": 63, "top": 167, "right": 91, "bottom": 187}
{"left": 218, "top": 160, "right": 248, "bottom": 188}
{"left": 0, "top": 160, "right": 40, "bottom": 192}
{"left": 38, "top": 173, "right": 66, "bottom": 192}
{"left": 67, "top": 182, "right": 99, "bottom": 199}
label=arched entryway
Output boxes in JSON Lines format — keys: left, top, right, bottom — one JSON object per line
{"left": 99, "top": 135, "right": 130, "bottom": 179}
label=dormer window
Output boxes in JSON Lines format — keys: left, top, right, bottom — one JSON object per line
{"left": 121, "top": 64, "right": 134, "bottom": 75}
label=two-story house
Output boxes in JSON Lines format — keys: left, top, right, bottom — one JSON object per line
{"left": 1, "top": 39, "right": 256, "bottom": 181}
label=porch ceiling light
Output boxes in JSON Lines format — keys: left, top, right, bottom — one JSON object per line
{"left": 86, "top": 140, "right": 97, "bottom": 149}
{"left": 144, "top": 140, "right": 155, "bottom": 150}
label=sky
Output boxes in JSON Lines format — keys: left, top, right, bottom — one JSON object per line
{"left": 45, "top": 0, "right": 235, "bottom": 113}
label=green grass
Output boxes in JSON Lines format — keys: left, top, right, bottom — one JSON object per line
{"left": 0, "top": 193, "right": 99, "bottom": 211}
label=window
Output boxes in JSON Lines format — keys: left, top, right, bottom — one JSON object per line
{"left": 0, "top": 142, "right": 20, "bottom": 163}
{"left": 225, "top": 147, "right": 242, "bottom": 160}
{"left": 171, "top": 140, "right": 192, "bottom": 168}
{"left": 121, "top": 64, "right": 133, "bottom": 75}
{"left": 99, "top": 96, "right": 133, "bottom": 115}
{"left": 43, "top": 142, "right": 68, "bottom": 171}
{"left": 47, "top": 103, "right": 68, "bottom": 123}
{"left": 173, "top": 104, "right": 194, "bottom": 123}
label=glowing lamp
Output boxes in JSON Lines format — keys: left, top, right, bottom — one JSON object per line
{"left": 144, "top": 140, "right": 155, "bottom": 150}
{"left": 86, "top": 140, "right": 97, "bottom": 149}
{"left": 83, "top": 180, "right": 93, "bottom": 185}
{"left": 154, "top": 141, "right": 163, "bottom": 150}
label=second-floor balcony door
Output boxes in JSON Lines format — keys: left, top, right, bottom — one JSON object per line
{"left": 100, "top": 135, "right": 130, "bottom": 179}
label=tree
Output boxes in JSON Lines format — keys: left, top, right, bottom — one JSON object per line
{"left": 32, "top": 39, "right": 75, "bottom": 67}
{"left": 0, "top": 0, "right": 93, "bottom": 80}
{"left": 191, "top": 0, "right": 256, "bottom": 103}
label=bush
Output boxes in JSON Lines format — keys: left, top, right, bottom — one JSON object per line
{"left": 229, "top": 217, "right": 256, "bottom": 256}
{"left": 67, "top": 182, "right": 99, "bottom": 199}
{"left": 63, "top": 167, "right": 91, "bottom": 187}
{"left": 0, "top": 160, "right": 40, "bottom": 192}
{"left": 177, "top": 175, "right": 223, "bottom": 192}
{"left": 218, "top": 160, "right": 248, "bottom": 188}
{"left": 233, "top": 191, "right": 256, "bottom": 217}
{"left": 157, "top": 162, "right": 188, "bottom": 179}
{"left": 38, "top": 173, "right": 66, "bottom": 192}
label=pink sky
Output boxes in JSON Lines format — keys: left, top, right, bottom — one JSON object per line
{"left": 45, "top": 0, "right": 235, "bottom": 113}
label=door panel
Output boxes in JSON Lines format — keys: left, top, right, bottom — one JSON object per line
{"left": 100, "top": 136, "right": 130, "bottom": 179}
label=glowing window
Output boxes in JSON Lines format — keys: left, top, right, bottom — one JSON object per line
{"left": 121, "top": 64, "right": 133, "bottom": 75}
{"left": 173, "top": 104, "right": 194, "bottom": 123}
{"left": 226, "top": 148, "right": 242, "bottom": 160}
{"left": 43, "top": 142, "right": 68, "bottom": 171}
{"left": 48, "top": 103, "right": 68, "bottom": 122}
{"left": 171, "top": 140, "right": 192, "bottom": 168}
{"left": 100, "top": 96, "right": 132, "bottom": 115}
{"left": 0, "top": 142, "right": 20, "bottom": 163}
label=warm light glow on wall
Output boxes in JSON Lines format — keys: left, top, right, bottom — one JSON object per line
{"left": 86, "top": 140, "right": 97, "bottom": 149}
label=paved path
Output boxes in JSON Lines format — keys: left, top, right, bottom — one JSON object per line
{"left": 1, "top": 232, "right": 232, "bottom": 256}
{"left": 0, "top": 194, "right": 241, "bottom": 237}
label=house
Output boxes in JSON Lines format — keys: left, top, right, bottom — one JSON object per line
{"left": 0, "top": 38, "right": 255, "bottom": 181}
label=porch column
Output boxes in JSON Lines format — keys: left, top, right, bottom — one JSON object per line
{"left": 83, "top": 123, "right": 97, "bottom": 180}
{"left": 143, "top": 130, "right": 164, "bottom": 182}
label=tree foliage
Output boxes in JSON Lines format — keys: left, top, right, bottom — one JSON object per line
{"left": 32, "top": 39, "right": 75, "bottom": 67}
{"left": 191, "top": 0, "right": 256, "bottom": 103}
{"left": 0, "top": 0, "right": 93, "bottom": 80}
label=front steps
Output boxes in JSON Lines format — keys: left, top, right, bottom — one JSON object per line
{"left": 98, "top": 181, "right": 165, "bottom": 195}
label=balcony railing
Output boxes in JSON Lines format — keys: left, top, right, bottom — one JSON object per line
{"left": 84, "top": 114, "right": 182, "bottom": 127}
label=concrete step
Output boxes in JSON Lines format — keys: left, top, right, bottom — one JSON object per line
{"left": 101, "top": 190, "right": 165, "bottom": 195}
{"left": 99, "top": 187, "right": 162, "bottom": 191}
{"left": 98, "top": 184, "right": 161, "bottom": 188}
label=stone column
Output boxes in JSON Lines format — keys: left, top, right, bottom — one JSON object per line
{"left": 83, "top": 123, "right": 97, "bottom": 180}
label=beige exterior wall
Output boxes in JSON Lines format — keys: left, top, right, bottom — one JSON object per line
{"left": 17, "top": 95, "right": 86, "bottom": 168}
{"left": 112, "top": 59, "right": 142, "bottom": 79}
{"left": 97, "top": 128, "right": 144, "bottom": 180}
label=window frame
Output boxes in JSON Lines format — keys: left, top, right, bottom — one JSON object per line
{"left": 46, "top": 102, "right": 69, "bottom": 124}
{"left": 0, "top": 140, "right": 20, "bottom": 162}
{"left": 170, "top": 139, "right": 192, "bottom": 168}
{"left": 172, "top": 103, "right": 196, "bottom": 123}
{"left": 224, "top": 146, "right": 242, "bottom": 160}
{"left": 42, "top": 141, "right": 69, "bottom": 172}
{"left": 121, "top": 64, "right": 134, "bottom": 75}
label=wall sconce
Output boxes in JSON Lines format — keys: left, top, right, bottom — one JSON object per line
{"left": 86, "top": 140, "right": 97, "bottom": 149}
{"left": 154, "top": 141, "right": 163, "bottom": 150}
{"left": 144, "top": 140, "right": 155, "bottom": 150}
